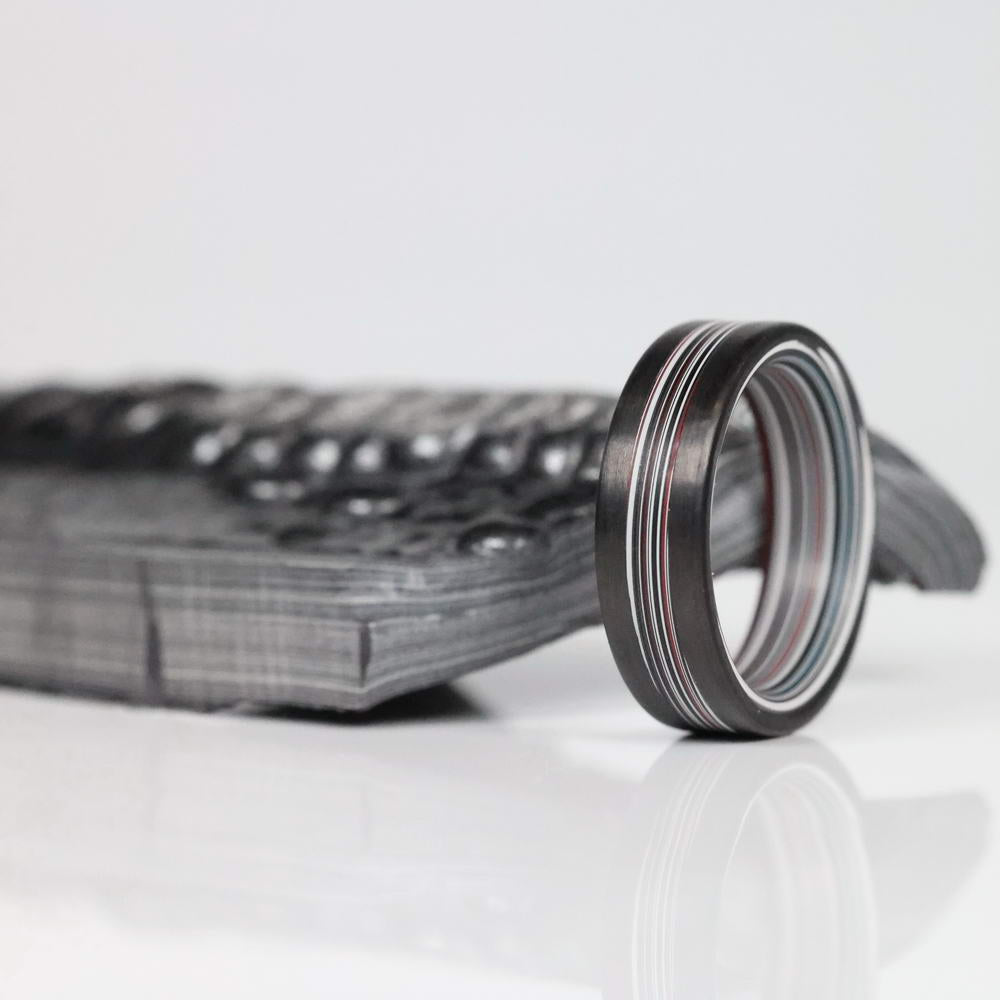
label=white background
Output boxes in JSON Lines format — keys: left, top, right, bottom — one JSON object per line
{"left": 2, "top": 0, "right": 998, "bottom": 525}
{"left": 1, "top": 2, "right": 998, "bottom": 997}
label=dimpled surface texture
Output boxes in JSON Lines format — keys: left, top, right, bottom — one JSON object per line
{"left": 0, "top": 383, "right": 984, "bottom": 710}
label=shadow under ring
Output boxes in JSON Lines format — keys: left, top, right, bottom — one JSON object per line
{"left": 596, "top": 321, "right": 875, "bottom": 736}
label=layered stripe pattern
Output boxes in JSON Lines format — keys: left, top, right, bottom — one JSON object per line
{"left": 624, "top": 323, "right": 875, "bottom": 731}
{"left": 0, "top": 356, "right": 977, "bottom": 716}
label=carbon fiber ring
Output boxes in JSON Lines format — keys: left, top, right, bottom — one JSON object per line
{"left": 596, "top": 321, "right": 876, "bottom": 736}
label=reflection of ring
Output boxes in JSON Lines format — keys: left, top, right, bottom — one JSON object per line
{"left": 603, "top": 739, "right": 877, "bottom": 999}
{"left": 596, "top": 321, "right": 875, "bottom": 736}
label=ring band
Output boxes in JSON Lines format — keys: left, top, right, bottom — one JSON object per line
{"left": 596, "top": 321, "right": 875, "bottom": 736}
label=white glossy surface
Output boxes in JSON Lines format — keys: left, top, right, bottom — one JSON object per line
{"left": 2, "top": 576, "right": 997, "bottom": 999}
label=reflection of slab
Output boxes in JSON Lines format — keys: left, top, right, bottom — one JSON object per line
{"left": 0, "top": 385, "right": 985, "bottom": 711}
{"left": 0, "top": 695, "right": 987, "bottom": 994}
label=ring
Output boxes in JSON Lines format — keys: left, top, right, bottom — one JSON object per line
{"left": 596, "top": 321, "right": 875, "bottom": 736}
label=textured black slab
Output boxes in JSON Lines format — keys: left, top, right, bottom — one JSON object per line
{"left": 0, "top": 384, "right": 985, "bottom": 710}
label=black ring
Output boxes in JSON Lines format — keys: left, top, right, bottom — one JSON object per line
{"left": 596, "top": 321, "right": 875, "bottom": 736}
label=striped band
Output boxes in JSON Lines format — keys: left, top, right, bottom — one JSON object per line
{"left": 597, "top": 321, "right": 875, "bottom": 736}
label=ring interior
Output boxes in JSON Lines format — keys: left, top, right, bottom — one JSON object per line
{"left": 719, "top": 349, "right": 863, "bottom": 705}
